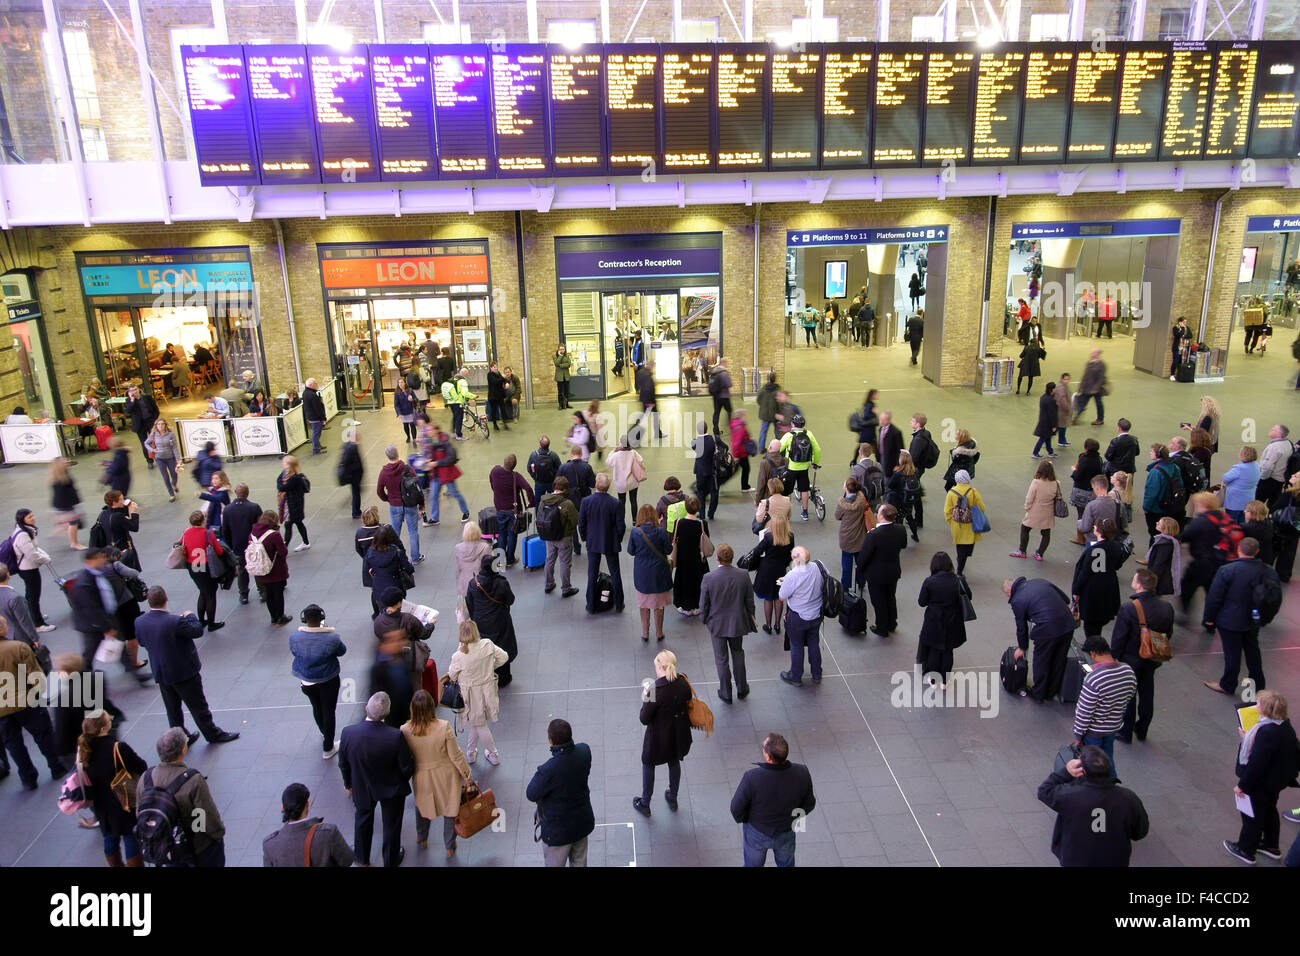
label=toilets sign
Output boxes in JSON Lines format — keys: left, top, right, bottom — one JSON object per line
{"left": 786, "top": 226, "right": 948, "bottom": 246}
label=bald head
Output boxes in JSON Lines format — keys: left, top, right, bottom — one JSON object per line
{"left": 791, "top": 546, "right": 809, "bottom": 566}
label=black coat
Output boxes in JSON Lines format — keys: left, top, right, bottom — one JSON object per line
{"left": 1019, "top": 343, "right": 1044, "bottom": 378}
{"left": 363, "top": 547, "right": 411, "bottom": 598}
{"left": 1236, "top": 720, "right": 1300, "bottom": 800}
{"left": 1104, "top": 434, "right": 1140, "bottom": 477}
{"left": 1145, "top": 537, "right": 1177, "bottom": 595}
{"left": 1036, "top": 771, "right": 1149, "bottom": 866}
{"left": 1072, "top": 540, "right": 1130, "bottom": 624}
{"left": 70, "top": 568, "right": 121, "bottom": 636}
{"left": 905, "top": 316, "right": 924, "bottom": 344}
{"left": 338, "top": 718, "right": 414, "bottom": 805}
{"left": 219, "top": 497, "right": 263, "bottom": 553}
{"left": 125, "top": 395, "right": 159, "bottom": 435}
{"left": 557, "top": 458, "right": 596, "bottom": 507}
{"left": 855, "top": 400, "right": 879, "bottom": 447}
{"left": 917, "top": 571, "right": 967, "bottom": 650}
{"left": 301, "top": 387, "right": 326, "bottom": 423}
{"left": 277, "top": 472, "right": 310, "bottom": 521}
{"left": 730, "top": 761, "right": 817, "bottom": 837}
{"left": 525, "top": 742, "right": 596, "bottom": 847}
{"left": 578, "top": 492, "right": 626, "bottom": 554}
{"left": 104, "top": 449, "right": 131, "bottom": 495}
{"left": 1110, "top": 592, "right": 1175, "bottom": 668}
{"left": 1009, "top": 576, "right": 1075, "bottom": 650}
{"left": 1071, "top": 452, "right": 1104, "bottom": 492}
{"left": 85, "top": 734, "right": 147, "bottom": 839}
{"left": 338, "top": 443, "right": 364, "bottom": 484}
{"left": 640, "top": 674, "right": 693, "bottom": 766}
{"left": 635, "top": 366, "right": 655, "bottom": 406}
{"left": 876, "top": 423, "right": 904, "bottom": 476}
{"left": 486, "top": 369, "right": 505, "bottom": 401}
{"left": 465, "top": 564, "right": 518, "bottom": 660}
{"left": 1034, "top": 392, "right": 1057, "bottom": 440}
{"left": 857, "top": 521, "right": 907, "bottom": 584}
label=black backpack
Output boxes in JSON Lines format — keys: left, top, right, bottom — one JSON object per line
{"left": 814, "top": 560, "right": 843, "bottom": 619}
{"left": 1000, "top": 645, "right": 1028, "bottom": 694}
{"left": 903, "top": 474, "right": 923, "bottom": 502}
{"left": 535, "top": 500, "right": 564, "bottom": 541}
{"left": 789, "top": 432, "right": 813, "bottom": 464}
{"left": 436, "top": 437, "right": 459, "bottom": 468}
{"left": 532, "top": 451, "right": 557, "bottom": 485}
{"left": 405, "top": 370, "right": 422, "bottom": 390}
{"left": 1251, "top": 568, "right": 1284, "bottom": 626}
{"left": 1158, "top": 462, "right": 1186, "bottom": 514}
{"left": 400, "top": 472, "right": 425, "bottom": 508}
{"left": 707, "top": 372, "right": 723, "bottom": 397}
{"left": 88, "top": 512, "right": 110, "bottom": 549}
{"left": 917, "top": 435, "right": 941, "bottom": 470}
{"left": 1174, "top": 453, "right": 1208, "bottom": 494}
{"left": 134, "top": 767, "right": 199, "bottom": 866}
{"left": 1285, "top": 446, "right": 1300, "bottom": 486}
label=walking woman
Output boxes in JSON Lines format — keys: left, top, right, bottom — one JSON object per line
{"left": 633, "top": 649, "right": 692, "bottom": 818}
{"left": 196, "top": 470, "right": 230, "bottom": 531}
{"left": 102, "top": 436, "right": 131, "bottom": 496}
{"left": 607, "top": 435, "right": 647, "bottom": 519}
{"left": 1054, "top": 373, "right": 1073, "bottom": 447}
{"left": 1072, "top": 518, "right": 1130, "bottom": 637}
{"left": 584, "top": 400, "right": 604, "bottom": 460}
{"left": 402, "top": 689, "right": 473, "bottom": 857}
{"left": 1017, "top": 338, "right": 1045, "bottom": 395}
{"left": 276, "top": 455, "right": 312, "bottom": 552}
{"left": 394, "top": 378, "right": 417, "bottom": 444}
{"left": 251, "top": 510, "right": 291, "bottom": 627}
{"left": 446, "top": 619, "right": 509, "bottom": 766}
{"left": 1013, "top": 460, "right": 1060, "bottom": 561}
{"left": 77, "top": 713, "right": 148, "bottom": 866}
{"left": 105, "top": 547, "right": 150, "bottom": 681}
{"left": 835, "top": 477, "right": 869, "bottom": 591}
{"left": 628, "top": 503, "right": 675, "bottom": 643}
{"left": 553, "top": 343, "right": 573, "bottom": 409}
{"left": 886, "top": 451, "right": 922, "bottom": 542}
{"left": 1068, "top": 439, "right": 1104, "bottom": 543}
{"left": 289, "top": 603, "right": 347, "bottom": 758}
{"left": 917, "top": 551, "right": 967, "bottom": 689}
{"left": 750, "top": 513, "right": 795, "bottom": 634}
{"left": 729, "top": 410, "right": 754, "bottom": 492}
{"left": 181, "top": 511, "right": 225, "bottom": 632}
{"left": 1031, "top": 381, "right": 1058, "bottom": 458}
{"left": 143, "top": 419, "right": 180, "bottom": 502}
{"left": 943, "top": 470, "right": 986, "bottom": 574}
{"left": 49, "top": 458, "right": 88, "bottom": 550}
{"left": 942, "top": 430, "right": 980, "bottom": 491}
{"left": 454, "top": 522, "right": 492, "bottom": 599}
{"left": 908, "top": 272, "right": 923, "bottom": 311}
{"left": 11, "top": 509, "right": 54, "bottom": 631}
{"left": 671, "top": 497, "right": 711, "bottom": 616}
{"left": 363, "top": 526, "right": 412, "bottom": 615}
{"left": 465, "top": 552, "right": 519, "bottom": 688}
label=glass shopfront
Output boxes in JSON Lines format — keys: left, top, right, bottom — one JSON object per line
{"left": 319, "top": 241, "right": 495, "bottom": 412}
{"left": 555, "top": 234, "right": 722, "bottom": 401}
{"left": 1231, "top": 215, "right": 1300, "bottom": 376}
{"left": 4, "top": 300, "right": 62, "bottom": 420}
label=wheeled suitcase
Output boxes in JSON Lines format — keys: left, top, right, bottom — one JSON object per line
{"left": 1060, "top": 654, "right": 1087, "bottom": 704}
{"left": 839, "top": 591, "right": 868, "bottom": 634}
{"left": 522, "top": 534, "right": 545, "bottom": 571}
{"left": 1000, "top": 645, "right": 1027, "bottom": 694}
{"left": 94, "top": 424, "right": 113, "bottom": 451}
{"left": 1175, "top": 360, "right": 1196, "bottom": 383}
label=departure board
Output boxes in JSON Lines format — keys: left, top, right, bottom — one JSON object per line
{"left": 873, "top": 45, "right": 925, "bottom": 166}
{"left": 1159, "top": 43, "right": 1214, "bottom": 160}
{"left": 308, "top": 48, "right": 380, "bottom": 183}
{"left": 661, "top": 45, "right": 715, "bottom": 172}
{"left": 247, "top": 46, "right": 320, "bottom": 183}
{"left": 490, "top": 44, "right": 549, "bottom": 176}
{"left": 923, "top": 44, "right": 975, "bottom": 164}
{"left": 1248, "top": 41, "right": 1300, "bottom": 159}
{"left": 715, "top": 44, "right": 767, "bottom": 170}
{"left": 769, "top": 47, "right": 820, "bottom": 169}
{"left": 1203, "top": 43, "right": 1258, "bottom": 159}
{"left": 605, "top": 45, "right": 659, "bottom": 171}
{"left": 369, "top": 45, "right": 435, "bottom": 181}
{"left": 1112, "top": 44, "right": 1169, "bottom": 161}
{"left": 1019, "top": 46, "right": 1074, "bottom": 163}
{"left": 182, "top": 45, "right": 260, "bottom": 186}
{"left": 1067, "top": 46, "right": 1121, "bottom": 161}
{"left": 548, "top": 48, "right": 605, "bottom": 174}
{"left": 820, "top": 44, "right": 873, "bottom": 167}
{"left": 971, "top": 45, "right": 1026, "bottom": 164}
{"left": 431, "top": 47, "right": 492, "bottom": 178}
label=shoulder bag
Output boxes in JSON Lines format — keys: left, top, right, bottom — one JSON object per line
{"left": 1053, "top": 482, "right": 1069, "bottom": 519}
{"left": 303, "top": 823, "right": 320, "bottom": 867}
{"left": 957, "top": 574, "right": 977, "bottom": 622}
{"left": 110, "top": 742, "right": 136, "bottom": 812}
{"left": 165, "top": 540, "right": 187, "bottom": 570}
{"left": 1134, "top": 599, "right": 1173, "bottom": 662}
{"left": 637, "top": 526, "right": 674, "bottom": 570}
{"left": 681, "top": 676, "right": 714, "bottom": 737}
{"left": 454, "top": 781, "right": 498, "bottom": 838}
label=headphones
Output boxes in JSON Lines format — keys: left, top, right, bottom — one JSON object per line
{"left": 300, "top": 604, "right": 325, "bottom": 625}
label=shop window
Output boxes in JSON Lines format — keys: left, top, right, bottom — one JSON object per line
{"left": 423, "top": 21, "right": 472, "bottom": 42}
{"left": 911, "top": 15, "right": 944, "bottom": 41}
{"left": 42, "top": 29, "right": 107, "bottom": 161}
{"left": 1029, "top": 13, "right": 1070, "bottom": 40}
{"left": 547, "top": 19, "right": 598, "bottom": 44}
{"left": 677, "top": 18, "right": 718, "bottom": 41}
{"left": 1157, "top": 7, "right": 1190, "bottom": 38}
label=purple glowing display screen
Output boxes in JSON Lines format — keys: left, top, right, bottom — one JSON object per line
{"left": 369, "top": 45, "right": 437, "bottom": 181}
{"left": 181, "top": 45, "right": 260, "bottom": 186}
{"left": 245, "top": 45, "right": 321, "bottom": 184}
{"left": 491, "top": 44, "right": 550, "bottom": 177}
{"left": 308, "top": 46, "right": 381, "bottom": 183}
{"left": 431, "top": 47, "right": 492, "bottom": 178}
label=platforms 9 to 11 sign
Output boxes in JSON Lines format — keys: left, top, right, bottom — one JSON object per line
{"left": 182, "top": 39, "right": 1300, "bottom": 187}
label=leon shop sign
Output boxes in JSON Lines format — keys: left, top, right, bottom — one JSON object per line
{"left": 321, "top": 254, "right": 489, "bottom": 289}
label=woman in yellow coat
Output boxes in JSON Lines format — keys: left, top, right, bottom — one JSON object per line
{"left": 943, "top": 469, "right": 986, "bottom": 575}
{"left": 401, "top": 689, "right": 475, "bottom": 857}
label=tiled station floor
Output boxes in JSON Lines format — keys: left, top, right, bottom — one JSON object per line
{"left": 2, "top": 333, "right": 1297, "bottom": 867}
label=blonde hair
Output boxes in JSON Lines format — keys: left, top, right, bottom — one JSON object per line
{"left": 458, "top": 619, "right": 480, "bottom": 647}
{"left": 1199, "top": 395, "right": 1222, "bottom": 424}
{"left": 1110, "top": 471, "right": 1132, "bottom": 504}
{"left": 212, "top": 470, "right": 229, "bottom": 489}
{"left": 896, "top": 451, "right": 915, "bottom": 476}
{"left": 1257, "top": 689, "right": 1288, "bottom": 720}
{"left": 1189, "top": 491, "right": 1220, "bottom": 514}
{"left": 654, "top": 649, "right": 679, "bottom": 681}
{"left": 48, "top": 457, "right": 72, "bottom": 484}
{"left": 1155, "top": 517, "right": 1179, "bottom": 536}
{"left": 77, "top": 712, "right": 112, "bottom": 765}
{"left": 955, "top": 429, "right": 971, "bottom": 447}
{"left": 1239, "top": 445, "right": 1258, "bottom": 463}
{"left": 152, "top": 418, "right": 171, "bottom": 434}
{"left": 1244, "top": 500, "right": 1269, "bottom": 522}
{"left": 282, "top": 455, "right": 301, "bottom": 475}
{"left": 768, "top": 514, "right": 792, "bottom": 546}
{"left": 463, "top": 521, "right": 482, "bottom": 542}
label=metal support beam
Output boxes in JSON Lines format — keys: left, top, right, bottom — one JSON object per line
{"left": 1188, "top": 0, "right": 1208, "bottom": 38}
{"left": 452, "top": 0, "right": 461, "bottom": 40}
{"left": 878, "top": 0, "right": 889, "bottom": 41}
{"left": 374, "top": 0, "right": 385, "bottom": 41}
{"left": 212, "top": 0, "right": 228, "bottom": 42}
{"left": 1128, "top": 0, "right": 1146, "bottom": 40}
{"left": 527, "top": 0, "right": 538, "bottom": 42}
{"left": 1068, "top": 0, "right": 1085, "bottom": 40}
{"left": 294, "top": 0, "right": 307, "bottom": 42}
{"left": 1247, "top": 0, "right": 1265, "bottom": 39}
{"left": 742, "top": 0, "right": 752, "bottom": 41}
{"left": 672, "top": 0, "right": 682, "bottom": 41}
{"left": 125, "top": 0, "right": 173, "bottom": 223}
{"left": 41, "top": 0, "right": 92, "bottom": 226}
{"left": 601, "top": 0, "right": 611, "bottom": 42}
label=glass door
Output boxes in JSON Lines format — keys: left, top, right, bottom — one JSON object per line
{"left": 8, "top": 320, "right": 60, "bottom": 420}
{"left": 643, "top": 292, "right": 681, "bottom": 397}
{"left": 329, "top": 300, "right": 381, "bottom": 410}
{"left": 601, "top": 293, "right": 632, "bottom": 397}
{"left": 560, "top": 290, "right": 604, "bottom": 401}
{"left": 93, "top": 307, "right": 147, "bottom": 396}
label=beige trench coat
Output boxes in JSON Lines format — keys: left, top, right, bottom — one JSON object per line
{"left": 454, "top": 540, "right": 493, "bottom": 597}
{"left": 1022, "top": 478, "right": 1059, "bottom": 530}
{"left": 400, "top": 718, "right": 472, "bottom": 819}
{"left": 447, "top": 638, "right": 509, "bottom": 726}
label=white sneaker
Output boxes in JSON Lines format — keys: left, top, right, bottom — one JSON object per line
{"left": 36, "top": 624, "right": 57, "bottom": 633}
{"left": 323, "top": 741, "right": 339, "bottom": 759}
{"left": 294, "top": 542, "right": 311, "bottom": 552}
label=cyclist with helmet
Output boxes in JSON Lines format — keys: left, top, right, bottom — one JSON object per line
{"left": 778, "top": 415, "right": 822, "bottom": 521}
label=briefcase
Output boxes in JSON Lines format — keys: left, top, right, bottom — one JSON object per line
{"left": 454, "top": 782, "right": 497, "bottom": 838}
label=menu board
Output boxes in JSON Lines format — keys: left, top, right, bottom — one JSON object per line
{"left": 1067, "top": 46, "right": 1121, "bottom": 161}
{"left": 1159, "top": 43, "right": 1214, "bottom": 160}
{"left": 548, "top": 49, "right": 606, "bottom": 174}
{"left": 971, "top": 46, "right": 1025, "bottom": 164}
{"left": 1019, "top": 45, "right": 1074, "bottom": 163}
{"left": 182, "top": 45, "right": 260, "bottom": 186}
{"left": 246, "top": 46, "right": 319, "bottom": 183}
{"left": 923, "top": 44, "right": 975, "bottom": 164}
{"left": 873, "top": 45, "right": 925, "bottom": 166}
{"left": 605, "top": 45, "right": 659, "bottom": 171}
{"left": 1248, "top": 41, "right": 1300, "bottom": 159}
{"left": 431, "top": 47, "right": 492, "bottom": 178}
{"left": 1112, "top": 44, "right": 1169, "bottom": 161}
{"left": 715, "top": 44, "right": 767, "bottom": 170}
{"left": 491, "top": 44, "right": 549, "bottom": 176}
{"left": 769, "top": 47, "right": 820, "bottom": 169}
{"left": 308, "top": 47, "right": 380, "bottom": 183}
{"left": 661, "top": 45, "right": 715, "bottom": 172}
{"left": 1203, "top": 43, "right": 1258, "bottom": 159}
{"left": 369, "top": 45, "right": 435, "bottom": 181}
{"left": 819, "top": 44, "right": 873, "bottom": 167}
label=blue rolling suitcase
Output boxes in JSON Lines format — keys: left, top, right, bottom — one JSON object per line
{"left": 522, "top": 534, "right": 545, "bottom": 571}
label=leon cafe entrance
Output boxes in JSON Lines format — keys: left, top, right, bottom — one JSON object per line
{"left": 319, "top": 241, "right": 495, "bottom": 412}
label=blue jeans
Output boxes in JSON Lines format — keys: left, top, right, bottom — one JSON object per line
{"left": 840, "top": 551, "right": 856, "bottom": 591}
{"left": 1082, "top": 732, "right": 1117, "bottom": 778}
{"left": 743, "top": 823, "right": 796, "bottom": 867}
{"left": 1056, "top": 427, "right": 1068, "bottom": 445}
{"left": 104, "top": 832, "right": 140, "bottom": 859}
{"left": 429, "top": 479, "right": 468, "bottom": 523}
{"left": 310, "top": 420, "right": 323, "bottom": 453}
{"left": 497, "top": 509, "right": 519, "bottom": 563}
{"left": 1226, "top": 508, "right": 1245, "bottom": 524}
{"left": 1032, "top": 436, "right": 1054, "bottom": 456}
{"left": 389, "top": 505, "right": 421, "bottom": 561}
{"left": 758, "top": 419, "right": 771, "bottom": 451}
{"left": 785, "top": 612, "right": 822, "bottom": 680}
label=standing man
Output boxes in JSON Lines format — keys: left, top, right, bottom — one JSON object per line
{"left": 338, "top": 692, "right": 415, "bottom": 868}
{"left": 525, "top": 718, "right": 595, "bottom": 868}
{"left": 905, "top": 311, "right": 924, "bottom": 366}
{"left": 302, "top": 378, "right": 327, "bottom": 455}
{"left": 1070, "top": 635, "right": 1137, "bottom": 776}
{"left": 376, "top": 445, "right": 423, "bottom": 565}
{"left": 876, "top": 410, "right": 904, "bottom": 475}
{"left": 699, "top": 543, "right": 756, "bottom": 703}
{"left": 1074, "top": 350, "right": 1107, "bottom": 426}
{"left": 220, "top": 482, "right": 263, "bottom": 605}
{"left": 578, "top": 473, "right": 626, "bottom": 614}
{"left": 440, "top": 367, "right": 473, "bottom": 440}
{"left": 0, "top": 616, "right": 66, "bottom": 789}
{"left": 1005, "top": 576, "right": 1077, "bottom": 702}
{"left": 1256, "top": 425, "right": 1294, "bottom": 507}
{"left": 908, "top": 413, "right": 937, "bottom": 530}
{"left": 1036, "top": 746, "right": 1149, "bottom": 866}
{"left": 435, "top": 347, "right": 456, "bottom": 402}
{"left": 778, "top": 547, "right": 823, "bottom": 687}
{"left": 857, "top": 504, "right": 908, "bottom": 636}
{"left": 527, "top": 436, "right": 562, "bottom": 497}
{"left": 1103, "top": 419, "right": 1139, "bottom": 479}
{"left": 635, "top": 360, "right": 665, "bottom": 441}
{"left": 859, "top": 297, "right": 875, "bottom": 348}
{"left": 338, "top": 425, "right": 365, "bottom": 520}
{"left": 557, "top": 445, "right": 595, "bottom": 555}
{"left": 1203, "top": 537, "right": 1278, "bottom": 697}
{"left": 489, "top": 453, "right": 536, "bottom": 567}
{"left": 709, "top": 357, "right": 733, "bottom": 434}
{"left": 137, "top": 728, "right": 227, "bottom": 867}
{"left": 538, "top": 476, "right": 580, "bottom": 598}
{"left": 691, "top": 421, "right": 719, "bottom": 526}
{"left": 730, "top": 733, "right": 816, "bottom": 867}
{"left": 134, "top": 586, "right": 240, "bottom": 746}
{"left": 124, "top": 384, "right": 159, "bottom": 467}
{"left": 420, "top": 330, "right": 439, "bottom": 371}
{"left": 778, "top": 414, "right": 822, "bottom": 522}
{"left": 1110, "top": 569, "right": 1174, "bottom": 744}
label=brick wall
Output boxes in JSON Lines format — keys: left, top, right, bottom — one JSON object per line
{"left": 1208, "top": 194, "right": 1300, "bottom": 351}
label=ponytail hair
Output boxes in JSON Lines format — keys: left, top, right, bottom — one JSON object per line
{"left": 654, "top": 649, "right": 679, "bottom": 681}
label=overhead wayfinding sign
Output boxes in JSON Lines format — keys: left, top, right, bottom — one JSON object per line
{"left": 786, "top": 226, "right": 949, "bottom": 246}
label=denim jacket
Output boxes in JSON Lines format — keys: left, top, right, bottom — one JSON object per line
{"left": 289, "top": 626, "right": 347, "bottom": 682}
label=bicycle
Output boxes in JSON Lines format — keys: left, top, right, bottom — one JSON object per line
{"left": 809, "top": 465, "right": 826, "bottom": 522}
{"left": 461, "top": 401, "right": 491, "bottom": 440}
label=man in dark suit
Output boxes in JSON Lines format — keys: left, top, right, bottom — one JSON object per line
{"left": 856, "top": 504, "right": 908, "bottom": 636}
{"left": 339, "top": 692, "right": 415, "bottom": 867}
{"left": 699, "top": 543, "right": 756, "bottom": 703}
{"left": 1006, "top": 575, "right": 1078, "bottom": 702}
{"left": 875, "top": 411, "right": 904, "bottom": 476}
{"left": 578, "top": 473, "right": 626, "bottom": 614}
{"left": 908, "top": 413, "right": 936, "bottom": 529}
{"left": 557, "top": 446, "right": 596, "bottom": 555}
{"left": 134, "top": 586, "right": 239, "bottom": 746}
{"left": 67, "top": 549, "right": 125, "bottom": 722}
{"left": 123, "top": 384, "right": 159, "bottom": 466}
{"left": 1036, "top": 746, "right": 1149, "bottom": 866}
{"left": 905, "top": 313, "right": 924, "bottom": 364}
{"left": 219, "top": 483, "right": 264, "bottom": 605}
{"left": 690, "top": 421, "right": 719, "bottom": 524}
{"left": 302, "top": 377, "right": 327, "bottom": 455}
{"left": 1110, "top": 569, "right": 1175, "bottom": 743}
{"left": 1203, "top": 537, "right": 1279, "bottom": 697}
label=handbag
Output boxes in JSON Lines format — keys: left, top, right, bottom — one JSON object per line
{"left": 631, "top": 456, "right": 648, "bottom": 483}
{"left": 109, "top": 742, "right": 136, "bottom": 812}
{"left": 743, "top": 439, "right": 758, "bottom": 457}
{"left": 165, "top": 540, "right": 187, "bottom": 570}
{"left": 751, "top": 499, "right": 771, "bottom": 536}
{"left": 398, "top": 561, "right": 416, "bottom": 592}
{"left": 1053, "top": 483, "right": 1069, "bottom": 519}
{"left": 1134, "top": 598, "right": 1173, "bottom": 662}
{"left": 682, "top": 677, "right": 714, "bottom": 737}
{"left": 637, "top": 526, "right": 674, "bottom": 570}
{"left": 970, "top": 503, "right": 991, "bottom": 534}
{"left": 205, "top": 532, "right": 229, "bottom": 580}
{"left": 1053, "top": 742, "right": 1081, "bottom": 774}
{"left": 699, "top": 531, "right": 715, "bottom": 559}
{"left": 439, "top": 677, "right": 465, "bottom": 710}
{"left": 957, "top": 574, "right": 977, "bottom": 622}
{"left": 454, "top": 781, "right": 497, "bottom": 838}
{"left": 737, "top": 541, "right": 762, "bottom": 571}
{"left": 124, "top": 574, "right": 148, "bottom": 603}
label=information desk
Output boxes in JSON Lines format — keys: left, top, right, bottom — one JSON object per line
{"left": 0, "top": 422, "right": 64, "bottom": 463}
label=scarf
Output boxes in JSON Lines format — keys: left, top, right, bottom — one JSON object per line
{"left": 1147, "top": 533, "right": 1182, "bottom": 595}
{"left": 1239, "top": 717, "right": 1282, "bottom": 765}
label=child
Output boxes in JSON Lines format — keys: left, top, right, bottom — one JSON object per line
{"left": 1109, "top": 471, "right": 1133, "bottom": 528}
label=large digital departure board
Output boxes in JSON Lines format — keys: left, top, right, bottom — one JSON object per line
{"left": 1248, "top": 41, "right": 1300, "bottom": 159}
{"left": 605, "top": 45, "right": 659, "bottom": 172}
{"left": 548, "top": 48, "right": 605, "bottom": 175}
{"left": 247, "top": 46, "right": 320, "bottom": 183}
{"left": 971, "top": 46, "right": 1025, "bottom": 164}
{"left": 1019, "top": 46, "right": 1074, "bottom": 163}
{"left": 821, "top": 44, "right": 873, "bottom": 167}
{"left": 1204, "top": 43, "right": 1258, "bottom": 159}
{"left": 873, "top": 45, "right": 925, "bottom": 166}
{"left": 432, "top": 47, "right": 492, "bottom": 178}
{"left": 308, "top": 47, "right": 380, "bottom": 183}
{"left": 661, "top": 45, "right": 716, "bottom": 173}
{"left": 1112, "top": 44, "right": 1168, "bottom": 161}
{"left": 1068, "top": 46, "right": 1121, "bottom": 162}
{"left": 769, "top": 47, "right": 820, "bottom": 169}
{"left": 491, "top": 44, "right": 549, "bottom": 176}
{"left": 923, "top": 45, "right": 975, "bottom": 164}
{"left": 369, "top": 45, "right": 435, "bottom": 181}
{"left": 1160, "top": 43, "right": 1214, "bottom": 160}
{"left": 715, "top": 44, "right": 767, "bottom": 170}
{"left": 182, "top": 45, "right": 260, "bottom": 186}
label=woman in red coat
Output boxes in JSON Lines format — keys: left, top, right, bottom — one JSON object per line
{"left": 427, "top": 421, "right": 469, "bottom": 524}
{"left": 181, "top": 510, "right": 225, "bottom": 632}
{"left": 250, "top": 510, "right": 291, "bottom": 627}
{"left": 729, "top": 410, "right": 754, "bottom": 493}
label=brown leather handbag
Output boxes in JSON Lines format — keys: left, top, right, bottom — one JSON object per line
{"left": 454, "top": 782, "right": 497, "bottom": 838}
{"left": 109, "top": 743, "right": 136, "bottom": 812}
{"left": 682, "top": 676, "right": 714, "bottom": 738}
{"left": 1135, "top": 599, "right": 1173, "bottom": 662}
